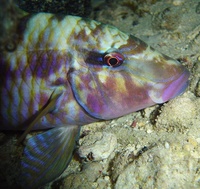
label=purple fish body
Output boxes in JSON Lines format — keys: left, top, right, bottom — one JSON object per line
{"left": 0, "top": 13, "right": 189, "bottom": 188}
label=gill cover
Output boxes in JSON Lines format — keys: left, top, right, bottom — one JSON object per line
{"left": 68, "top": 51, "right": 140, "bottom": 120}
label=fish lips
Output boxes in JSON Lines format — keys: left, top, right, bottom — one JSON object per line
{"left": 148, "top": 68, "right": 190, "bottom": 103}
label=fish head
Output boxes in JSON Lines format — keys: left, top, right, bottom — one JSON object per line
{"left": 69, "top": 24, "right": 190, "bottom": 120}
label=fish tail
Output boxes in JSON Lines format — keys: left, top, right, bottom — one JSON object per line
{"left": 19, "top": 125, "right": 80, "bottom": 188}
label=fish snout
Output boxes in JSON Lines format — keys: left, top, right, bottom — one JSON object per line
{"left": 148, "top": 68, "right": 190, "bottom": 103}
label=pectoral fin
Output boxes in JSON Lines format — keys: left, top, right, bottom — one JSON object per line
{"left": 20, "top": 125, "right": 80, "bottom": 188}
{"left": 17, "top": 88, "right": 64, "bottom": 144}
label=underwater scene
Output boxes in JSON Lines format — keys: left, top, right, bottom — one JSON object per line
{"left": 0, "top": 0, "right": 200, "bottom": 188}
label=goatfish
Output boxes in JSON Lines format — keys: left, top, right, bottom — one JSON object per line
{"left": 0, "top": 13, "right": 189, "bottom": 188}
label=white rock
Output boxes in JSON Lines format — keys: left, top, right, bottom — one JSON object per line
{"left": 78, "top": 132, "right": 117, "bottom": 161}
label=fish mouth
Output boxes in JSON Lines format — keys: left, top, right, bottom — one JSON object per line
{"left": 148, "top": 69, "right": 190, "bottom": 103}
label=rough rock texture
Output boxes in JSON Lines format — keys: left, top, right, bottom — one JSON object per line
{"left": 16, "top": 0, "right": 91, "bottom": 16}
{"left": 78, "top": 132, "right": 117, "bottom": 161}
{"left": 1, "top": 0, "right": 200, "bottom": 189}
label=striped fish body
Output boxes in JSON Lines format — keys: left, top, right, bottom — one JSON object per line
{"left": 0, "top": 13, "right": 190, "bottom": 130}
{"left": 1, "top": 14, "right": 102, "bottom": 130}
{"left": 0, "top": 13, "right": 189, "bottom": 188}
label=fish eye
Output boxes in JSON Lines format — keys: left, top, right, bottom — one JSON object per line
{"left": 104, "top": 52, "right": 124, "bottom": 67}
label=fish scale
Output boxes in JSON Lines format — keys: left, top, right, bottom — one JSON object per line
{"left": 0, "top": 13, "right": 189, "bottom": 188}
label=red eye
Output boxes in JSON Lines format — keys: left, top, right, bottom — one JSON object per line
{"left": 104, "top": 52, "right": 124, "bottom": 67}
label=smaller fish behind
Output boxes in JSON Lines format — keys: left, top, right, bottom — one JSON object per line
{"left": 0, "top": 13, "right": 189, "bottom": 188}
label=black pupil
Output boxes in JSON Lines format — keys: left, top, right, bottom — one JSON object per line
{"left": 109, "top": 57, "right": 118, "bottom": 65}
